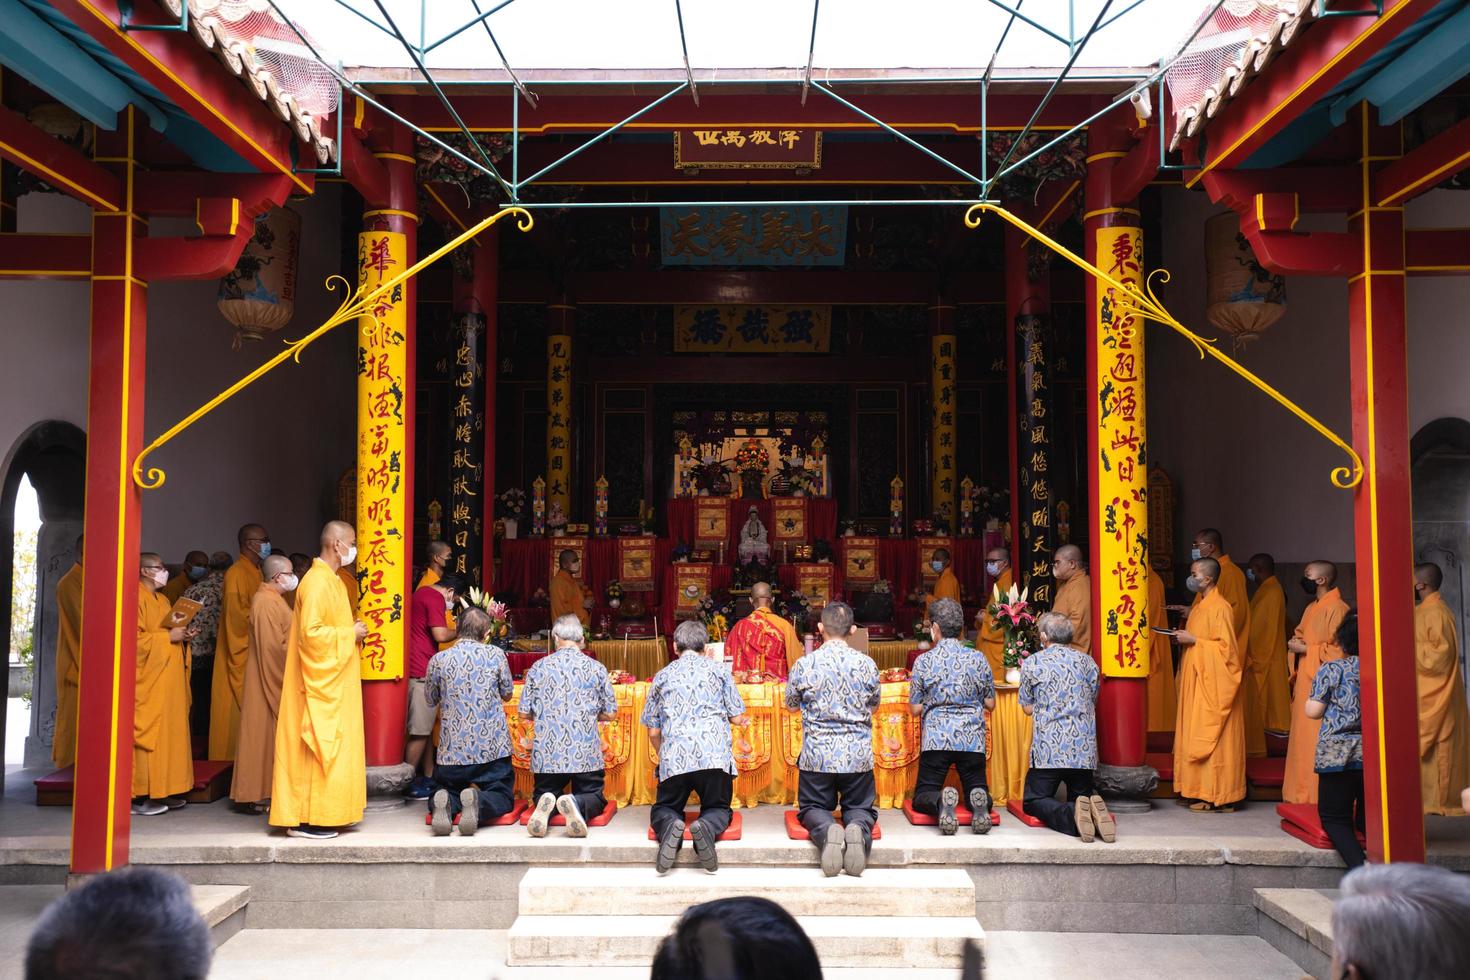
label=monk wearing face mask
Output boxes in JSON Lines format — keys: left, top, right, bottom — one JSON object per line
{"left": 230, "top": 554, "right": 296, "bottom": 813}
{"left": 974, "top": 547, "right": 1012, "bottom": 677}
{"left": 1282, "top": 561, "right": 1349, "bottom": 804}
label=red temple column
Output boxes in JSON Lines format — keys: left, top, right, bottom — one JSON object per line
{"left": 72, "top": 107, "right": 146, "bottom": 873}
{"left": 1005, "top": 224, "right": 1055, "bottom": 603}
{"left": 1349, "top": 107, "right": 1424, "bottom": 863}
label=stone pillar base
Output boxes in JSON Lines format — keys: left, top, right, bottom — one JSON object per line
{"left": 365, "top": 762, "right": 414, "bottom": 811}
{"left": 1094, "top": 763, "right": 1158, "bottom": 814}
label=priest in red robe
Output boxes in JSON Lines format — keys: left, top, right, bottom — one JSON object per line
{"left": 725, "top": 582, "right": 803, "bottom": 679}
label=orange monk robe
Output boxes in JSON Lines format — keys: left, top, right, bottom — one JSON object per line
{"left": 1282, "top": 588, "right": 1349, "bottom": 804}
{"left": 162, "top": 571, "right": 190, "bottom": 605}
{"left": 924, "top": 567, "right": 962, "bottom": 619}
{"left": 51, "top": 562, "right": 83, "bottom": 767}
{"left": 551, "top": 568, "right": 593, "bottom": 627}
{"left": 337, "top": 564, "right": 360, "bottom": 616}
{"left": 231, "top": 584, "right": 292, "bottom": 805}
{"left": 1415, "top": 592, "right": 1470, "bottom": 816}
{"left": 1145, "top": 567, "right": 1176, "bottom": 734}
{"left": 976, "top": 568, "right": 1014, "bottom": 677}
{"left": 1248, "top": 575, "right": 1291, "bottom": 733}
{"left": 134, "top": 584, "right": 194, "bottom": 799}
{"left": 208, "top": 554, "right": 262, "bottom": 760}
{"left": 417, "top": 567, "right": 440, "bottom": 591}
{"left": 1173, "top": 589, "right": 1247, "bottom": 806}
{"left": 269, "top": 559, "right": 366, "bottom": 828}
{"left": 1193, "top": 555, "right": 1255, "bottom": 754}
{"left": 726, "top": 606, "right": 803, "bottom": 679}
{"left": 1053, "top": 572, "right": 1092, "bottom": 654}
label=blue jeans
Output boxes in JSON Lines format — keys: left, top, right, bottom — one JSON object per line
{"left": 429, "top": 758, "right": 515, "bottom": 823}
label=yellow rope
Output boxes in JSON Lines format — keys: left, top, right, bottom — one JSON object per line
{"left": 132, "top": 207, "right": 534, "bottom": 489}
{"left": 964, "top": 203, "right": 1363, "bottom": 490}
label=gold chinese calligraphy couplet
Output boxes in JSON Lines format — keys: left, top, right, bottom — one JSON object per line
{"left": 356, "top": 231, "right": 408, "bottom": 681}
{"left": 930, "top": 333, "right": 957, "bottom": 522}
{"left": 546, "top": 329, "right": 572, "bottom": 516}
{"left": 794, "top": 564, "right": 834, "bottom": 607}
{"left": 1017, "top": 312, "right": 1056, "bottom": 605}
{"left": 617, "top": 536, "right": 657, "bottom": 591}
{"left": 674, "top": 564, "right": 714, "bottom": 616}
{"left": 1095, "top": 226, "right": 1149, "bottom": 679}
{"left": 843, "top": 537, "right": 880, "bottom": 585}
{"left": 694, "top": 498, "right": 729, "bottom": 550}
{"left": 447, "top": 309, "right": 486, "bottom": 582}
{"left": 772, "top": 498, "right": 807, "bottom": 545}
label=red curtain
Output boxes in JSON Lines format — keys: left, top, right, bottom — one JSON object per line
{"left": 665, "top": 497, "right": 839, "bottom": 554}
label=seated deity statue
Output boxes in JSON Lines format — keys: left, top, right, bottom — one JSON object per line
{"left": 738, "top": 507, "right": 770, "bottom": 562}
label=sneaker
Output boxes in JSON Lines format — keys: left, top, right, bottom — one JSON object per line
{"left": 655, "top": 820, "right": 685, "bottom": 874}
{"left": 689, "top": 819, "right": 719, "bottom": 873}
{"left": 131, "top": 798, "right": 167, "bottom": 817}
{"left": 406, "top": 777, "right": 432, "bottom": 801}
{"left": 286, "top": 825, "right": 338, "bottom": 840}
{"left": 819, "top": 825, "right": 846, "bottom": 878}
{"left": 843, "top": 822, "right": 869, "bottom": 877}
{"left": 430, "top": 790, "right": 452, "bottom": 836}
{"left": 160, "top": 796, "right": 188, "bottom": 811}
{"left": 937, "top": 786, "right": 960, "bottom": 836}
{"left": 458, "top": 788, "right": 479, "bottom": 836}
{"left": 1074, "top": 796, "right": 1096, "bottom": 842}
{"left": 527, "top": 793, "right": 556, "bottom": 838}
{"left": 1088, "top": 795, "right": 1116, "bottom": 843}
{"left": 970, "top": 788, "right": 993, "bottom": 835}
{"left": 557, "top": 794, "right": 588, "bottom": 838}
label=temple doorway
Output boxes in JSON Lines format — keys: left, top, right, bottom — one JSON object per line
{"left": 1412, "top": 416, "right": 1470, "bottom": 708}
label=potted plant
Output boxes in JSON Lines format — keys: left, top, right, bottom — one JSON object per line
{"left": 497, "top": 488, "right": 527, "bottom": 539}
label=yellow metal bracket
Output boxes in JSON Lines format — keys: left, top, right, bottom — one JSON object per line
{"left": 132, "top": 206, "right": 534, "bottom": 490}
{"left": 964, "top": 202, "right": 1363, "bottom": 490}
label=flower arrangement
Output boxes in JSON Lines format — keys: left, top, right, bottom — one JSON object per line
{"left": 734, "top": 439, "right": 770, "bottom": 472}
{"left": 872, "top": 579, "right": 892, "bottom": 595}
{"left": 699, "top": 593, "right": 736, "bottom": 642}
{"left": 733, "top": 555, "right": 778, "bottom": 590}
{"left": 977, "top": 485, "right": 1011, "bottom": 523}
{"left": 780, "top": 590, "right": 812, "bottom": 634}
{"left": 605, "top": 579, "right": 624, "bottom": 608}
{"left": 497, "top": 487, "right": 527, "bottom": 520}
{"left": 460, "top": 587, "right": 511, "bottom": 643}
{"left": 693, "top": 458, "right": 731, "bottom": 495}
{"left": 987, "top": 583, "right": 1040, "bottom": 674}
{"left": 777, "top": 459, "right": 815, "bottom": 496}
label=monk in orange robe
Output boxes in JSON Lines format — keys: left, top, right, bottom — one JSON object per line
{"left": 135, "top": 554, "right": 197, "bottom": 814}
{"left": 337, "top": 562, "right": 360, "bottom": 616}
{"left": 51, "top": 535, "right": 83, "bottom": 768}
{"left": 1188, "top": 530, "right": 1254, "bottom": 754}
{"left": 162, "top": 550, "right": 207, "bottom": 604}
{"left": 975, "top": 547, "right": 1013, "bottom": 677}
{"left": 922, "top": 548, "right": 961, "bottom": 622}
{"left": 1247, "top": 553, "right": 1291, "bottom": 733}
{"left": 417, "top": 540, "right": 450, "bottom": 590}
{"left": 1414, "top": 562, "right": 1470, "bottom": 816}
{"left": 1145, "top": 565, "right": 1176, "bottom": 735}
{"left": 1051, "top": 545, "right": 1091, "bottom": 655}
{"left": 1282, "top": 560, "right": 1349, "bottom": 804}
{"left": 725, "top": 581, "right": 803, "bottom": 679}
{"left": 230, "top": 555, "right": 294, "bottom": 809}
{"left": 208, "top": 524, "right": 267, "bottom": 760}
{"left": 551, "top": 548, "right": 594, "bottom": 626}
{"left": 1173, "top": 558, "right": 1246, "bottom": 811}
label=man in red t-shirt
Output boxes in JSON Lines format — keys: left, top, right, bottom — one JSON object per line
{"left": 407, "top": 574, "right": 460, "bottom": 799}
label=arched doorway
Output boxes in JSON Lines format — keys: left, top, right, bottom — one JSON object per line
{"left": 1, "top": 421, "right": 85, "bottom": 787}
{"left": 1411, "top": 417, "right": 1470, "bottom": 698}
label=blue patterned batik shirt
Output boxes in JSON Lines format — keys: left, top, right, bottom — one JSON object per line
{"left": 909, "top": 638, "right": 996, "bottom": 753}
{"left": 783, "top": 639, "right": 881, "bottom": 773}
{"left": 1310, "top": 657, "right": 1363, "bottom": 773}
{"left": 1018, "top": 643, "right": 1100, "bottom": 770}
{"left": 423, "top": 639, "right": 514, "bottom": 766}
{"left": 641, "top": 653, "right": 746, "bottom": 779}
{"left": 519, "top": 646, "right": 617, "bottom": 774}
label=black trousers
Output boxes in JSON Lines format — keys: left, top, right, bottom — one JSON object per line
{"left": 1317, "top": 769, "right": 1367, "bottom": 870}
{"left": 798, "top": 770, "right": 877, "bottom": 852}
{"left": 532, "top": 770, "right": 607, "bottom": 820}
{"left": 1022, "top": 767, "right": 1095, "bottom": 836}
{"left": 429, "top": 758, "right": 515, "bottom": 823}
{"left": 911, "top": 750, "right": 988, "bottom": 816}
{"left": 650, "top": 768, "right": 734, "bottom": 840}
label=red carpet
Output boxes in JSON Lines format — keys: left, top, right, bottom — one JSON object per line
{"left": 422, "top": 799, "right": 528, "bottom": 828}
{"left": 645, "top": 810, "right": 744, "bottom": 841}
{"left": 783, "top": 809, "right": 882, "bottom": 840}
{"left": 900, "top": 799, "right": 1000, "bottom": 827}
{"left": 518, "top": 798, "right": 619, "bottom": 827}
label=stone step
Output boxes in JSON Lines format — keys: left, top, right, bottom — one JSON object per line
{"left": 506, "top": 913, "right": 984, "bottom": 968}
{"left": 518, "top": 866, "right": 976, "bottom": 917}
{"left": 192, "top": 884, "right": 251, "bottom": 947}
{"left": 1253, "top": 887, "right": 1336, "bottom": 980}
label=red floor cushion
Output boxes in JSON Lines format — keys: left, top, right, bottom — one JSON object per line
{"left": 423, "top": 798, "right": 528, "bottom": 828}
{"left": 1277, "top": 802, "right": 1366, "bottom": 850}
{"left": 645, "top": 810, "right": 744, "bottom": 841}
{"left": 1266, "top": 731, "right": 1290, "bottom": 758}
{"left": 518, "top": 797, "right": 619, "bottom": 827}
{"left": 1247, "top": 756, "right": 1286, "bottom": 788}
{"left": 1145, "top": 732, "right": 1174, "bottom": 754}
{"left": 1144, "top": 751, "right": 1174, "bottom": 782}
{"left": 783, "top": 809, "right": 882, "bottom": 840}
{"left": 36, "top": 761, "right": 232, "bottom": 806}
{"left": 1005, "top": 798, "right": 1046, "bottom": 827}
{"left": 900, "top": 799, "right": 1000, "bottom": 827}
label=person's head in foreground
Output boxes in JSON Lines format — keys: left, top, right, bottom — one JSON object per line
{"left": 1035, "top": 610, "right": 1074, "bottom": 649}
{"left": 650, "top": 896, "right": 821, "bottom": 980}
{"left": 26, "top": 867, "right": 211, "bottom": 980}
{"left": 1331, "top": 862, "right": 1470, "bottom": 980}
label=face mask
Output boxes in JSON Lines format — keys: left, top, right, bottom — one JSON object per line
{"left": 1300, "top": 577, "right": 1317, "bottom": 596}
{"left": 985, "top": 561, "right": 1002, "bottom": 577}
{"left": 1190, "top": 547, "right": 1203, "bottom": 561}
{"left": 930, "top": 560, "right": 944, "bottom": 573}
{"left": 1185, "top": 575, "right": 1202, "bottom": 593}
{"left": 281, "top": 574, "right": 299, "bottom": 592}
{"left": 257, "top": 541, "right": 273, "bottom": 559}
{"left": 1245, "top": 569, "right": 1256, "bottom": 584}
{"left": 341, "top": 544, "right": 357, "bottom": 566}
{"left": 148, "top": 568, "right": 168, "bottom": 588}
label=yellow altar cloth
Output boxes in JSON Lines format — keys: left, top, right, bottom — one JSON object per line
{"left": 984, "top": 686, "right": 1033, "bottom": 806}
{"left": 587, "top": 638, "right": 667, "bottom": 680}
{"left": 868, "top": 640, "right": 921, "bottom": 670}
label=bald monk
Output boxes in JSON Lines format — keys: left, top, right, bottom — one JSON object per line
{"left": 550, "top": 549, "right": 594, "bottom": 627}
{"left": 417, "top": 540, "right": 451, "bottom": 590}
{"left": 230, "top": 555, "right": 295, "bottom": 811}
{"left": 922, "top": 548, "right": 961, "bottom": 621}
{"left": 1173, "top": 557, "right": 1246, "bottom": 812}
{"left": 725, "top": 582, "right": 803, "bottom": 679}
{"left": 134, "top": 553, "right": 197, "bottom": 815}
{"left": 1051, "top": 545, "right": 1091, "bottom": 655}
{"left": 162, "top": 550, "right": 208, "bottom": 604}
{"left": 1145, "top": 565, "right": 1176, "bottom": 735}
{"left": 270, "top": 521, "right": 369, "bottom": 839}
{"left": 975, "top": 547, "right": 1013, "bottom": 677}
{"left": 285, "top": 553, "right": 312, "bottom": 610}
{"left": 51, "top": 535, "right": 84, "bottom": 768}
{"left": 208, "top": 523, "right": 269, "bottom": 760}
{"left": 1282, "top": 561, "right": 1349, "bottom": 804}
{"left": 1247, "top": 553, "right": 1291, "bottom": 733}
{"left": 1414, "top": 562, "right": 1470, "bottom": 816}
{"left": 1187, "top": 529, "right": 1255, "bottom": 755}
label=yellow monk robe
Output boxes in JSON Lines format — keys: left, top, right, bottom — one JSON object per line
{"left": 1248, "top": 575, "right": 1291, "bottom": 733}
{"left": 208, "top": 554, "right": 262, "bottom": 760}
{"left": 924, "top": 567, "right": 961, "bottom": 619}
{"left": 551, "top": 568, "right": 592, "bottom": 626}
{"left": 1415, "top": 591, "right": 1470, "bottom": 816}
{"left": 726, "top": 606, "right": 803, "bottom": 679}
{"left": 162, "top": 571, "right": 190, "bottom": 605}
{"left": 134, "top": 584, "right": 193, "bottom": 799}
{"left": 51, "top": 562, "right": 83, "bottom": 767}
{"left": 337, "top": 564, "right": 360, "bottom": 616}
{"left": 1173, "top": 589, "right": 1247, "bottom": 806}
{"left": 1282, "top": 588, "right": 1349, "bottom": 804}
{"left": 1193, "top": 555, "right": 1255, "bottom": 754}
{"left": 977, "top": 568, "right": 1014, "bottom": 677}
{"left": 1053, "top": 572, "right": 1092, "bottom": 654}
{"left": 1145, "top": 567, "right": 1176, "bottom": 734}
{"left": 269, "top": 559, "right": 366, "bottom": 828}
{"left": 231, "top": 583, "right": 292, "bottom": 805}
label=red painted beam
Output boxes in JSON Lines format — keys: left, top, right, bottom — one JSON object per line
{"left": 49, "top": 0, "right": 311, "bottom": 193}
{"left": 1200, "top": 167, "right": 1359, "bottom": 215}
{"left": 0, "top": 233, "right": 90, "bottom": 279}
{"left": 1377, "top": 112, "right": 1470, "bottom": 207}
{"left": 1183, "top": 0, "right": 1439, "bottom": 188}
{"left": 1201, "top": 171, "right": 1356, "bottom": 276}
{"left": 0, "top": 105, "right": 122, "bottom": 212}
{"left": 134, "top": 174, "right": 294, "bottom": 280}
{"left": 340, "top": 131, "right": 391, "bottom": 207}
{"left": 1406, "top": 227, "right": 1470, "bottom": 275}
{"left": 133, "top": 172, "right": 302, "bottom": 218}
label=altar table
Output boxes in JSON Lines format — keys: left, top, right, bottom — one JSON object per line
{"left": 504, "top": 640, "right": 667, "bottom": 681}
